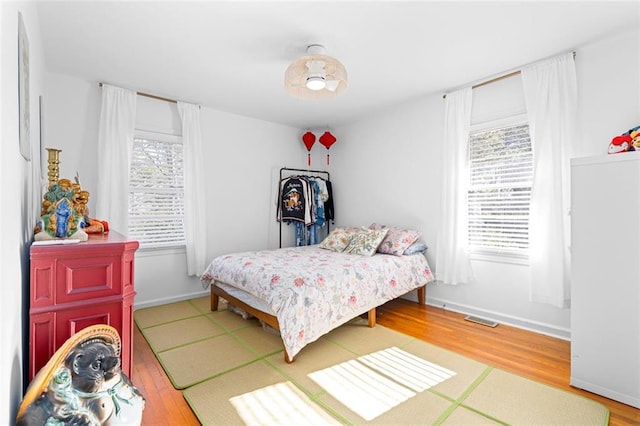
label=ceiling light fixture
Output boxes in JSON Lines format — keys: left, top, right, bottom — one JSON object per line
{"left": 306, "top": 76, "right": 326, "bottom": 91}
{"left": 285, "top": 44, "right": 347, "bottom": 100}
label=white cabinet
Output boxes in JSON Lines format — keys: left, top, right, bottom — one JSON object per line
{"left": 571, "top": 153, "right": 640, "bottom": 409}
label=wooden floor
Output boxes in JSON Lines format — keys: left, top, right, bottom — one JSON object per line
{"left": 132, "top": 298, "right": 640, "bottom": 425}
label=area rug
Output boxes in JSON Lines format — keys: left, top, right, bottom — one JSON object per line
{"left": 135, "top": 296, "right": 609, "bottom": 425}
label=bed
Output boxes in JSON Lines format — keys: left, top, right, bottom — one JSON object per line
{"left": 200, "top": 241, "right": 433, "bottom": 363}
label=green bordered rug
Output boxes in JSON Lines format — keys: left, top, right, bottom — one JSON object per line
{"left": 135, "top": 297, "right": 609, "bottom": 425}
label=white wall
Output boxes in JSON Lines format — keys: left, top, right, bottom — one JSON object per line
{"left": 1, "top": 1, "right": 45, "bottom": 422}
{"left": 330, "top": 28, "right": 639, "bottom": 339}
{"left": 575, "top": 28, "right": 640, "bottom": 157}
{"left": 44, "top": 73, "right": 100, "bottom": 196}
{"left": 43, "top": 72, "right": 305, "bottom": 307}
{"left": 329, "top": 95, "right": 443, "bottom": 247}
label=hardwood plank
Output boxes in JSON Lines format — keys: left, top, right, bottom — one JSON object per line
{"left": 132, "top": 299, "right": 640, "bottom": 425}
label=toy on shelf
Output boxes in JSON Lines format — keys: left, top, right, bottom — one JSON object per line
{"left": 630, "top": 126, "right": 640, "bottom": 151}
{"left": 608, "top": 125, "right": 640, "bottom": 154}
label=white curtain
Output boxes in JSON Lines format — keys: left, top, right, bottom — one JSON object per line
{"left": 95, "top": 84, "right": 137, "bottom": 235}
{"left": 177, "top": 102, "right": 206, "bottom": 276}
{"left": 436, "top": 87, "right": 474, "bottom": 285}
{"left": 521, "top": 53, "right": 577, "bottom": 308}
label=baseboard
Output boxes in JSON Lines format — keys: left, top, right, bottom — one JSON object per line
{"left": 571, "top": 377, "right": 640, "bottom": 409}
{"left": 134, "top": 290, "right": 210, "bottom": 310}
{"left": 425, "top": 296, "right": 571, "bottom": 341}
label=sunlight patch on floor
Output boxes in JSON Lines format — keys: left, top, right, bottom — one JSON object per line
{"left": 309, "top": 358, "right": 416, "bottom": 421}
{"left": 229, "top": 381, "right": 341, "bottom": 426}
{"left": 308, "top": 346, "right": 456, "bottom": 421}
{"left": 360, "top": 346, "right": 457, "bottom": 392}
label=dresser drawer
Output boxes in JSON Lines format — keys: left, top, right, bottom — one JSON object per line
{"left": 54, "top": 300, "right": 124, "bottom": 349}
{"left": 55, "top": 255, "right": 122, "bottom": 303}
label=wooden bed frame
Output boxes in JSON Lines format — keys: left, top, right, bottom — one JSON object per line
{"left": 210, "top": 282, "right": 426, "bottom": 363}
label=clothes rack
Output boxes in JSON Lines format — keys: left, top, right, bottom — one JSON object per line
{"left": 278, "top": 167, "right": 332, "bottom": 248}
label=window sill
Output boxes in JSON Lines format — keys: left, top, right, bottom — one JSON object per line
{"left": 469, "top": 250, "right": 529, "bottom": 266}
{"left": 136, "top": 245, "right": 186, "bottom": 258}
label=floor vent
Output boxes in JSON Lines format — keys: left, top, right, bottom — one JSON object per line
{"left": 464, "top": 315, "right": 499, "bottom": 328}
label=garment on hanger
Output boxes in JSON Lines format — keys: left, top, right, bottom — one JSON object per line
{"left": 278, "top": 174, "right": 333, "bottom": 246}
{"left": 324, "top": 179, "right": 334, "bottom": 222}
{"left": 279, "top": 176, "right": 312, "bottom": 224}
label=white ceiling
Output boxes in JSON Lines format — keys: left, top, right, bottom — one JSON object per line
{"left": 36, "top": 1, "right": 639, "bottom": 129}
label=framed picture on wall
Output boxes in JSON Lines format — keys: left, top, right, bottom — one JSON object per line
{"left": 18, "top": 11, "right": 31, "bottom": 161}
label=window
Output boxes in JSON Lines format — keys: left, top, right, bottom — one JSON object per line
{"left": 128, "top": 130, "right": 185, "bottom": 248}
{"left": 467, "top": 119, "right": 532, "bottom": 256}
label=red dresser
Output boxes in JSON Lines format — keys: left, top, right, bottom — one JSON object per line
{"left": 28, "top": 231, "right": 139, "bottom": 380}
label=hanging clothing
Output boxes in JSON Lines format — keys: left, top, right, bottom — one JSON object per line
{"left": 324, "top": 179, "right": 334, "bottom": 223}
{"left": 277, "top": 173, "right": 334, "bottom": 246}
{"left": 309, "top": 179, "right": 325, "bottom": 228}
{"left": 294, "top": 221, "right": 319, "bottom": 247}
{"left": 279, "top": 177, "right": 312, "bottom": 224}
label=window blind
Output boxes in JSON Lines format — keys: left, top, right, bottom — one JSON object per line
{"left": 128, "top": 136, "right": 185, "bottom": 248}
{"left": 468, "top": 123, "right": 532, "bottom": 253}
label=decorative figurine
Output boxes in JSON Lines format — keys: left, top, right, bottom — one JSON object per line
{"left": 34, "top": 150, "right": 108, "bottom": 241}
{"left": 34, "top": 177, "right": 89, "bottom": 241}
{"left": 16, "top": 325, "right": 145, "bottom": 425}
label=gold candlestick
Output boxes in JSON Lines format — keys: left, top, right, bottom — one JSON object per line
{"left": 46, "top": 148, "right": 61, "bottom": 188}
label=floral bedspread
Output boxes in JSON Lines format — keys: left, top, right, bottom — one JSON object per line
{"left": 200, "top": 245, "right": 433, "bottom": 360}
